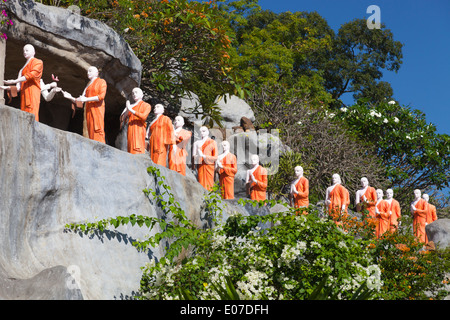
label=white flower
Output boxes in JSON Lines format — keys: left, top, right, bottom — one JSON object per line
{"left": 340, "top": 107, "right": 348, "bottom": 112}
{"left": 393, "top": 117, "right": 399, "bottom": 123}
{"left": 328, "top": 113, "right": 335, "bottom": 119}
{"left": 297, "top": 121, "right": 302, "bottom": 125}
{"left": 388, "top": 100, "right": 396, "bottom": 105}
{"left": 383, "top": 118, "right": 388, "bottom": 123}
{"left": 406, "top": 135, "right": 411, "bottom": 140}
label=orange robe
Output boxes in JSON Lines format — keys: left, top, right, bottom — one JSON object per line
{"left": 412, "top": 199, "right": 428, "bottom": 243}
{"left": 20, "top": 58, "right": 43, "bottom": 121}
{"left": 248, "top": 165, "right": 268, "bottom": 201}
{"left": 293, "top": 177, "right": 309, "bottom": 208}
{"left": 168, "top": 128, "right": 192, "bottom": 176}
{"left": 388, "top": 199, "right": 401, "bottom": 232}
{"left": 148, "top": 115, "right": 176, "bottom": 167}
{"left": 425, "top": 203, "right": 437, "bottom": 243}
{"left": 127, "top": 101, "right": 151, "bottom": 154}
{"left": 85, "top": 78, "right": 107, "bottom": 143}
{"left": 327, "top": 184, "right": 349, "bottom": 216}
{"left": 196, "top": 138, "right": 218, "bottom": 191}
{"left": 376, "top": 200, "right": 391, "bottom": 238}
{"left": 426, "top": 204, "right": 437, "bottom": 224}
{"left": 359, "top": 187, "right": 377, "bottom": 218}
{"left": 217, "top": 153, "right": 237, "bottom": 199}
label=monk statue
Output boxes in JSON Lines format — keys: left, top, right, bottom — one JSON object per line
{"left": 168, "top": 116, "right": 192, "bottom": 176}
{"left": 62, "top": 66, "right": 107, "bottom": 143}
{"left": 289, "top": 166, "right": 309, "bottom": 211}
{"left": 410, "top": 189, "right": 428, "bottom": 244}
{"left": 245, "top": 154, "right": 268, "bottom": 201}
{"left": 386, "top": 188, "right": 401, "bottom": 232}
{"left": 146, "top": 103, "right": 175, "bottom": 166}
{"left": 423, "top": 193, "right": 438, "bottom": 243}
{"left": 325, "top": 173, "right": 349, "bottom": 218}
{"left": 375, "top": 189, "right": 390, "bottom": 238}
{"left": 355, "top": 177, "right": 377, "bottom": 217}
{"left": 216, "top": 140, "right": 237, "bottom": 199}
{"left": 3, "top": 44, "right": 43, "bottom": 121}
{"left": 120, "top": 88, "right": 151, "bottom": 154}
{"left": 193, "top": 126, "right": 218, "bottom": 190}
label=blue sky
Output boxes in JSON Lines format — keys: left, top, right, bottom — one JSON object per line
{"left": 256, "top": 0, "right": 450, "bottom": 135}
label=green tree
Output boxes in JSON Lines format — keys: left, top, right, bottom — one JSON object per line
{"left": 336, "top": 100, "right": 450, "bottom": 208}
{"left": 324, "top": 19, "right": 403, "bottom": 106}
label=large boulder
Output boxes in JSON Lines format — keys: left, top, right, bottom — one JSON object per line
{"left": 179, "top": 92, "right": 255, "bottom": 129}
{"left": 3, "top": 0, "right": 142, "bottom": 146}
{"left": 426, "top": 219, "right": 450, "bottom": 250}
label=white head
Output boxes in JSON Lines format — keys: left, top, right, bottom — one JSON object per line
{"left": 295, "top": 166, "right": 303, "bottom": 178}
{"left": 173, "top": 116, "right": 185, "bottom": 129}
{"left": 332, "top": 173, "right": 341, "bottom": 185}
{"left": 87, "top": 66, "right": 99, "bottom": 80}
{"left": 131, "top": 87, "right": 144, "bottom": 102}
{"left": 250, "top": 154, "right": 260, "bottom": 167}
{"left": 23, "top": 44, "right": 35, "bottom": 60}
{"left": 222, "top": 140, "right": 230, "bottom": 153}
{"left": 154, "top": 104, "right": 164, "bottom": 115}
{"left": 376, "top": 189, "right": 384, "bottom": 201}
{"left": 199, "top": 126, "right": 209, "bottom": 139}
{"left": 386, "top": 188, "right": 394, "bottom": 200}
{"left": 414, "top": 189, "right": 421, "bottom": 200}
{"left": 422, "top": 194, "right": 429, "bottom": 202}
{"left": 361, "top": 177, "right": 369, "bottom": 188}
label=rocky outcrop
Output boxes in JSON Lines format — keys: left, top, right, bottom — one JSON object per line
{"left": 3, "top": 0, "right": 142, "bottom": 146}
{"left": 426, "top": 219, "right": 450, "bottom": 250}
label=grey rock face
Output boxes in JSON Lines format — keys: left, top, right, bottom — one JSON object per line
{"left": 426, "top": 219, "right": 450, "bottom": 249}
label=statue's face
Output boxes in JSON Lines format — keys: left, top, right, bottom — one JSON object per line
{"left": 222, "top": 142, "right": 230, "bottom": 153}
{"left": 23, "top": 45, "right": 35, "bottom": 60}
{"left": 414, "top": 189, "right": 421, "bottom": 199}
{"left": 132, "top": 88, "right": 143, "bottom": 102}
{"left": 200, "top": 127, "right": 209, "bottom": 138}
{"left": 361, "top": 178, "right": 368, "bottom": 188}
{"left": 87, "top": 67, "right": 98, "bottom": 80}
{"left": 154, "top": 104, "right": 164, "bottom": 114}
{"left": 251, "top": 155, "right": 259, "bottom": 166}
{"left": 376, "top": 189, "right": 383, "bottom": 200}
{"left": 174, "top": 116, "right": 184, "bottom": 128}
{"left": 295, "top": 166, "right": 303, "bottom": 177}
{"left": 386, "top": 189, "right": 393, "bottom": 199}
{"left": 332, "top": 174, "right": 340, "bottom": 184}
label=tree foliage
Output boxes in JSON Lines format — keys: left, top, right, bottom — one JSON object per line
{"left": 336, "top": 100, "right": 450, "bottom": 208}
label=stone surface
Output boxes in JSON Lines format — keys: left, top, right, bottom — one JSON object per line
{"left": 179, "top": 92, "right": 255, "bottom": 130}
{"left": 4, "top": 0, "right": 142, "bottom": 146}
{"left": 426, "top": 219, "right": 450, "bottom": 250}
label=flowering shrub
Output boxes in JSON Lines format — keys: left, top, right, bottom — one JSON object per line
{"left": 334, "top": 100, "right": 450, "bottom": 207}
{"left": 1, "top": 1, "right": 13, "bottom": 40}
{"left": 139, "top": 208, "right": 381, "bottom": 300}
